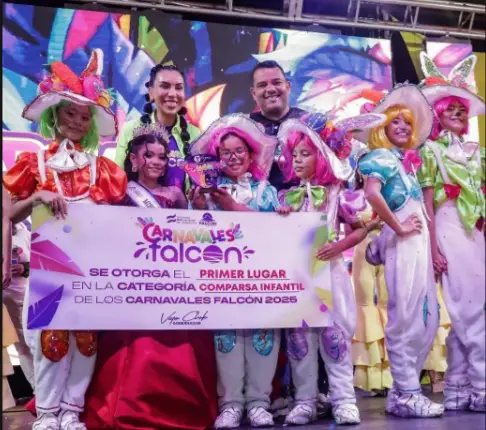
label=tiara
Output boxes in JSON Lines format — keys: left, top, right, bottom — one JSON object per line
{"left": 132, "top": 122, "right": 170, "bottom": 142}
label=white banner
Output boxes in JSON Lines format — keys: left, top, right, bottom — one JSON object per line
{"left": 28, "top": 204, "right": 335, "bottom": 330}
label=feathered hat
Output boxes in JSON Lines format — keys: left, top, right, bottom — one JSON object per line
{"left": 354, "top": 83, "right": 434, "bottom": 148}
{"left": 419, "top": 52, "right": 485, "bottom": 118}
{"left": 189, "top": 114, "right": 278, "bottom": 179}
{"left": 22, "top": 49, "right": 117, "bottom": 137}
{"left": 277, "top": 112, "right": 386, "bottom": 182}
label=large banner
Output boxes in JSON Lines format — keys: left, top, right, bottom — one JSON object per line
{"left": 3, "top": 3, "right": 392, "bottom": 171}
{"left": 27, "top": 205, "right": 335, "bottom": 330}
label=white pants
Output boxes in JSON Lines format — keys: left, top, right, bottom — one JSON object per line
{"left": 3, "top": 280, "right": 35, "bottom": 388}
{"left": 32, "top": 331, "right": 96, "bottom": 415}
{"left": 379, "top": 199, "right": 438, "bottom": 392}
{"left": 436, "top": 203, "right": 485, "bottom": 394}
{"left": 215, "top": 328, "right": 281, "bottom": 410}
{"left": 287, "top": 258, "right": 356, "bottom": 406}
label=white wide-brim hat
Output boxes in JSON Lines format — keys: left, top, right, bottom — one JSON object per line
{"left": 276, "top": 118, "right": 354, "bottom": 182}
{"left": 354, "top": 84, "right": 433, "bottom": 148}
{"left": 22, "top": 91, "right": 117, "bottom": 137}
{"left": 189, "top": 113, "right": 278, "bottom": 179}
{"left": 421, "top": 84, "right": 485, "bottom": 119}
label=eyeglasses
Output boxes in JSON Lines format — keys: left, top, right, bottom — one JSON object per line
{"left": 219, "top": 148, "right": 249, "bottom": 159}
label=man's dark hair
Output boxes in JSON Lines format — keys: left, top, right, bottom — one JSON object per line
{"left": 251, "top": 60, "right": 286, "bottom": 84}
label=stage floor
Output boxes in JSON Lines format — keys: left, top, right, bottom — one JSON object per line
{"left": 3, "top": 393, "right": 485, "bottom": 429}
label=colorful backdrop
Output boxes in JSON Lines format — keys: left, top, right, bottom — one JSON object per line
{"left": 2, "top": 3, "right": 392, "bottom": 170}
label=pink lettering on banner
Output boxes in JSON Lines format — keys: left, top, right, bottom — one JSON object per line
{"left": 2, "top": 131, "right": 117, "bottom": 171}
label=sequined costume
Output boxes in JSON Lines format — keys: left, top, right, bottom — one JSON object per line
{"left": 2, "top": 49, "right": 127, "bottom": 430}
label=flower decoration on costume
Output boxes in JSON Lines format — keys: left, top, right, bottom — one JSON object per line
{"left": 402, "top": 150, "right": 422, "bottom": 174}
{"left": 320, "top": 122, "right": 352, "bottom": 160}
{"left": 444, "top": 184, "right": 462, "bottom": 200}
{"left": 300, "top": 112, "right": 378, "bottom": 161}
{"left": 23, "top": 48, "right": 117, "bottom": 137}
{"left": 38, "top": 50, "right": 114, "bottom": 108}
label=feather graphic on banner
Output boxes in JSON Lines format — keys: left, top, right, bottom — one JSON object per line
{"left": 314, "top": 287, "right": 333, "bottom": 311}
{"left": 31, "top": 205, "right": 53, "bottom": 232}
{"left": 31, "top": 233, "right": 84, "bottom": 276}
{"left": 310, "top": 218, "right": 336, "bottom": 277}
{"left": 27, "top": 285, "right": 64, "bottom": 329}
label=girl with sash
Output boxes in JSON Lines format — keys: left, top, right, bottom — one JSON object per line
{"left": 3, "top": 49, "right": 127, "bottom": 430}
{"left": 189, "top": 114, "right": 286, "bottom": 429}
{"left": 276, "top": 113, "right": 384, "bottom": 426}
{"left": 417, "top": 53, "right": 485, "bottom": 412}
{"left": 83, "top": 123, "right": 218, "bottom": 430}
{"left": 115, "top": 64, "right": 200, "bottom": 192}
{"left": 355, "top": 84, "right": 443, "bottom": 418}
{"left": 349, "top": 151, "right": 392, "bottom": 396}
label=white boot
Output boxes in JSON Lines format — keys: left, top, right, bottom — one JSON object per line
{"left": 444, "top": 386, "right": 471, "bottom": 411}
{"left": 59, "top": 411, "right": 86, "bottom": 430}
{"left": 469, "top": 391, "right": 486, "bottom": 413}
{"left": 385, "top": 386, "right": 400, "bottom": 414}
{"left": 387, "top": 392, "right": 444, "bottom": 418}
{"left": 285, "top": 403, "right": 317, "bottom": 425}
{"left": 247, "top": 406, "right": 274, "bottom": 427}
{"left": 32, "top": 413, "right": 60, "bottom": 430}
{"left": 332, "top": 404, "right": 361, "bottom": 425}
{"left": 214, "top": 407, "right": 243, "bottom": 429}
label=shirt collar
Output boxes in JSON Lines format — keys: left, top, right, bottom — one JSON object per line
{"left": 151, "top": 111, "right": 182, "bottom": 133}
{"left": 391, "top": 147, "right": 404, "bottom": 159}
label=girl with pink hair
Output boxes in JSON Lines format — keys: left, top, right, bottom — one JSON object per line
{"left": 189, "top": 114, "right": 288, "bottom": 429}
{"left": 417, "top": 53, "right": 485, "bottom": 413}
{"left": 276, "top": 112, "right": 384, "bottom": 425}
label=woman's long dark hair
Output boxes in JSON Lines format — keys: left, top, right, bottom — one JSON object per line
{"left": 124, "top": 134, "right": 168, "bottom": 185}
{"left": 141, "top": 64, "right": 191, "bottom": 155}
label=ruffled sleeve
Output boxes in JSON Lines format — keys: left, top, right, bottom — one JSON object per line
{"left": 257, "top": 182, "right": 280, "bottom": 212}
{"left": 90, "top": 156, "right": 128, "bottom": 204}
{"left": 358, "top": 148, "right": 399, "bottom": 185}
{"left": 2, "top": 152, "right": 40, "bottom": 200}
{"left": 338, "top": 189, "right": 367, "bottom": 225}
{"left": 416, "top": 143, "right": 438, "bottom": 188}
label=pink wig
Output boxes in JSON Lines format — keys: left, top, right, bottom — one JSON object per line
{"left": 281, "top": 131, "right": 337, "bottom": 186}
{"left": 430, "top": 95, "right": 470, "bottom": 140}
{"left": 205, "top": 127, "right": 266, "bottom": 180}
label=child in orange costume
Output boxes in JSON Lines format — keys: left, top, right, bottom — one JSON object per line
{"left": 3, "top": 49, "right": 127, "bottom": 430}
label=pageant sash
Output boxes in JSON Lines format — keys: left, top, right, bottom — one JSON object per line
{"left": 126, "top": 181, "right": 163, "bottom": 209}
